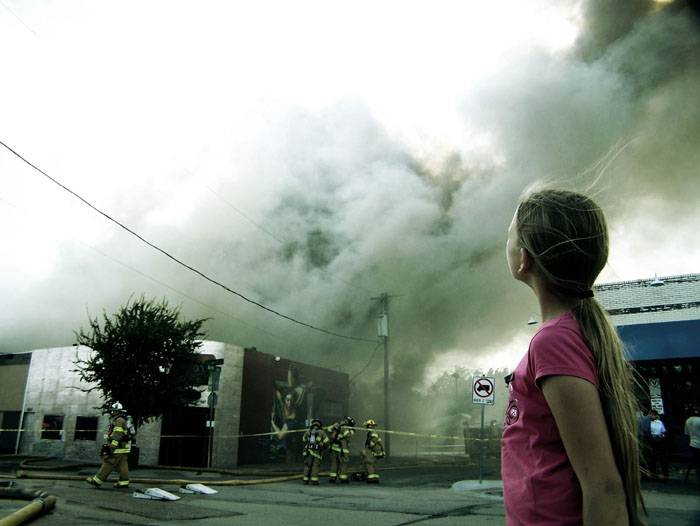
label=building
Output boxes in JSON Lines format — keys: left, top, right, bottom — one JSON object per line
{"left": 0, "top": 342, "right": 348, "bottom": 468}
{"left": 0, "top": 353, "right": 31, "bottom": 455}
{"left": 595, "top": 273, "right": 700, "bottom": 458}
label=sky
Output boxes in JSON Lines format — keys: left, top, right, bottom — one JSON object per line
{"left": 1, "top": 0, "right": 699, "bottom": 399}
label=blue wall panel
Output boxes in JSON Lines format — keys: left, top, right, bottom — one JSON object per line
{"left": 618, "top": 319, "right": 700, "bottom": 361}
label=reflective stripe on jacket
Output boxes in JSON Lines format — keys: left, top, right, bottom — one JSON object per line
{"left": 365, "top": 431, "right": 384, "bottom": 457}
{"left": 109, "top": 416, "right": 131, "bottom": 454}
{"left": 303, "top": 429, "right": 329, "bottom": 459}
{"left": 328, "top": 424, "right": 353, "bottom": 455}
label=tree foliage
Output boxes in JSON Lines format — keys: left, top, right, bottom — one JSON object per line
{"left": 74, "top": 296, "right": 208, "bottom": 427}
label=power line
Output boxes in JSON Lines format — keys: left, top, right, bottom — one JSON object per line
{"left": 0, "top": 0, "right": 37, "bottom": 36}
{"left": 0, "top": 140, "right": 377, "bottom": 344}
{"left": 176, "top": 161, "right": 375, "bottom": 296}
{"left": 203, "top": 183, "right": 287, "bottom": 245}
{"left": 0, "top": 195, "right": 294, "bottom": 345}
{"left": 351, "top": 292, "right": 403, "bottom": 384}
{"left": 204, "top": 181, "right": 375, "bottom": 295}
{"left": 350, "top": 340, "right": 383, "bottom": 384}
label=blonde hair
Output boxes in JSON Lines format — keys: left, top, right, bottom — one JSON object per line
{"left": 516, "top": 188, "right": 645, "bottom": 526}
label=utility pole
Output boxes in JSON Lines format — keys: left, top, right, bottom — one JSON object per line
{"left": 373, "top": 292, "right": 391, "bottom": 458}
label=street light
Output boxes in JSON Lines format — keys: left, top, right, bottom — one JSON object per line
{"left": 650, "top": 274, "right": 665, "bottom": 287}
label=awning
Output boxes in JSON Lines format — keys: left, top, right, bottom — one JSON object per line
{"left": 618, "top": 319, "right": 700, "bottom": 361}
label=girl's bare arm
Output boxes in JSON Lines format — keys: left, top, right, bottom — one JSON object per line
{"left": 542, "top": 375, "right": 629, "bottom": 526}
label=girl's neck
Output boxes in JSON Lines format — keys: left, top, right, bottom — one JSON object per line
{"left": 531, "top": 277, "right": 578, "bottom": 323}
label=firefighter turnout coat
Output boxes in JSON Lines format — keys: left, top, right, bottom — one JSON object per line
{"left": 328, "top": 422, "right": 354, "bottom": 482}
{"left": 107, "top": 415, "right": 132, "bottom": 454}
{"left": 362, "top": 429, "right": 385, "bottom": 482}
{"left": 302, "top": 426, "right": 329, "bottom": 484}
{"left": 87, "top": 414, "right": 133, "bottom": 488}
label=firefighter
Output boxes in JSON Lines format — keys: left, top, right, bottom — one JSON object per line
{"left": 328, "top": 416, "right": 355, "bottom": 483}
{"left": 361, "top": 419, "right": 385, "bottom": 483}
{"left": 86, "top": 402, "right": 135, "bottom": 489}
{"left": 302, "top": 418, "right": 329, "bottom": 485}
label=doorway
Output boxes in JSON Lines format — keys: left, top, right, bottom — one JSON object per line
{"left": 0, "top": 412, "right": 20, "bottom": 454}
{"left": 158, "top": 407, "right": 210, "bottom": 467}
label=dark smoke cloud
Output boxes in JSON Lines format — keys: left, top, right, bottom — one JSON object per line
{"left": 575, "top": 0, "right": 654, "bottom": 61}
{"left": 2, "top": 1, "right": 699, "bottom": 432}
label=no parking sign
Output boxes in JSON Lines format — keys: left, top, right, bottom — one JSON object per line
{"left": 472, "top": 376, "right": 495, "bottom": 405}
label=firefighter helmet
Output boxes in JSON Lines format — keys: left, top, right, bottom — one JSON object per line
{"left": 342, "top": 416, "right": 356, "bottom": 427}
{"left": 364, "top": 419, "right": 377, "bottom": 428}
{"left": 110, "top": 402, "right": 124, "bottom": 413}
{"left": 311, "top": 418, "right": 322, "bottom": 428}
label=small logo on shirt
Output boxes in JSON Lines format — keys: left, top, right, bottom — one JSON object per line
{"left": 505, "top": 400, "right": 519, "bottom": 425}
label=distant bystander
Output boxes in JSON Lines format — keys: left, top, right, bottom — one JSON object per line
{"left": 684, "top": 407, "right": 700, "bottom": 484}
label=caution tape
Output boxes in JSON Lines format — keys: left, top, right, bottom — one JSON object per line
{"left": 348, "top": 426, "right": 500, "bottom": 442}
{"left": 0, "top": 427, "right": 501, "bottom": 442}
{"left": 0, "top": 428, "right": 306, "bottom": 439}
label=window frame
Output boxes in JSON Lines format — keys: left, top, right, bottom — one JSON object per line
{"left": 74, "top": 416, "right": 99, "bottom": 441}
{"left": 40, "top": 414, "right": 65, "bottom": 440}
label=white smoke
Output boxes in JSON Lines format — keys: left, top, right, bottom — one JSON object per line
{"left": 1, "top": 2, "right": 698, "bottom": 428}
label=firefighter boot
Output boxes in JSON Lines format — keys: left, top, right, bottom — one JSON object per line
{"left": 86, "top": 476, "right": 102, "bottom": 489}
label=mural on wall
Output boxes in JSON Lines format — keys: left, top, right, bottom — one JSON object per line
{"left": 270, "top": 365, "right": 312, "bottom": 461}
{"left": 238, "top": 348, "right": 349, "bottom": 465}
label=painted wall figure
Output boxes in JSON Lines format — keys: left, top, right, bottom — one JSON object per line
{"left": 270, "top": 365, "right": 312, "bottom": 461}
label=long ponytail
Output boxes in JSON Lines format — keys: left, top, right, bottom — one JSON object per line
{"left": 516, "top": 188, "right": 646, "bottom": 525}
{"left": 573, "top": 298, "right": 646, "bottom": 526}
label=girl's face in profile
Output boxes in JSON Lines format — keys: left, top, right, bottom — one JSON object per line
{"left": 506, "top": 210, "right": 522, "bottom": 280}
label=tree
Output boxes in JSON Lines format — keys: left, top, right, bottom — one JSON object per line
{"left": 74, "top": 296, "right": 209, "bottom": 428}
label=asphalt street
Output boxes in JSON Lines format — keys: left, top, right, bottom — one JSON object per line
{"left": 0, "top": 460, "right": 698, "bottom": 525}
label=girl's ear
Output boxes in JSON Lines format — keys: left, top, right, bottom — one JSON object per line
{"left": 517, "top": 247, "right": 531, "bottom": 276}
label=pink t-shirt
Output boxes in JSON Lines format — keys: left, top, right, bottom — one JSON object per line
{"left": 502, "top": 312, "right": 598, "bottom": 526}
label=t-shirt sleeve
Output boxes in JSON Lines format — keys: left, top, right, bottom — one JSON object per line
{"left": 529, "top": 324, "right": 598, "bottom": 388}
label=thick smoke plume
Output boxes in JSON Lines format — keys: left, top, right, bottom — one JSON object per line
{"left": 1, "top": 1, "right": 698, "bottom": 432}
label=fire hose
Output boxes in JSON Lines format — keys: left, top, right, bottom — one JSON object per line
{"left": 15, "top": 456, "right": 300, "bottom": 477}
{"left": 1, "top": 455, "right": 303, "bottom": 486}
{"left": 15, "top": 470, "right": 303, "bottom": 486}
{"left": 0, "top": 486, "right": 56, "bottom": 526}
{"left": 0, "top": 456, "right": 305, "bottom": 524}
{"left": 3, "top": 455, "right": 423, "bottom": 487}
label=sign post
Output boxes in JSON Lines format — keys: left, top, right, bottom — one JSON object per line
{"left": 206, "top": 359, "right": 224, "bottom": 468}
{"left": 472, "top": 376, "right": 495, "bottom": 484}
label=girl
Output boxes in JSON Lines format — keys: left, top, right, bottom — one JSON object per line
{"left": 502, "top": 189, "right": 645, "bottom": 525}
